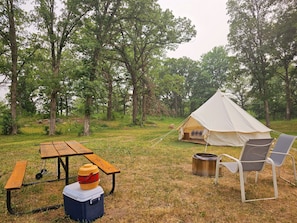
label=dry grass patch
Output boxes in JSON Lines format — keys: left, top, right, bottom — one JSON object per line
{"left": 1, "top": 118, "right": 297, "bottom": 222}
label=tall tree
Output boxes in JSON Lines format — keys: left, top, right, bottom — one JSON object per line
{"left": 227, "top": 0, "right": 276, "bottom": 127}
{"left": 160, "top": 57, "right": 199, "bottom": 115}
{"left": 270, "top": 2, "right": 297, "bottom": 120}
{"left": 199, "top": 46, "right": 229, "bottom": 89}
{"left": 73, "top": 0, "right": 122, "bottom": 135}
{"left": 101, "top": 59, "right": 119, "bottom": 121}
{"left": 226, "top": 56, "right": 251, "bottom": 109}
{"left": 0, "top": 0, "right": 28, "bottom": 134}
{"left": 34, "top": 0, "right": 90, "bottom": 135}
{"left": 5, "top": 0, "right": 18, "bottom": 134}
{"left": 113, "top": 0, "right": 196, "bottom": 125}
{"left": 158, "top": 72, "right": 185, "bottom": 116}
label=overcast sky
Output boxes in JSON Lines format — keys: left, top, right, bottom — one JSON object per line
{"left": 158, "top": 0, "right": 229, "bottom": 60}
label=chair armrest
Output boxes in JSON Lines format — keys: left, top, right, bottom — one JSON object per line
{"left": 265, "top": 157, "right": 276, "bottom": 166}
{"left": 270, "top": 151, "right": 287, "bottom": 155}
{"left": 218, "top": 154, "right": 240, "bottom": 163}
{"left": 218, "top": 154, "right": 242, "bottom": 173}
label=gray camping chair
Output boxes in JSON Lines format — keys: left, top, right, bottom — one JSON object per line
{"left": 269, "top": 134, "right": 297, "bottom": 185}
{"left": 214, "top": 138, "right": 278, "bottom": 202}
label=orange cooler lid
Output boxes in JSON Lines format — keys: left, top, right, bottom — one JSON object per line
{"left": 78, "top": 164, "right": 99, "bottom": 176}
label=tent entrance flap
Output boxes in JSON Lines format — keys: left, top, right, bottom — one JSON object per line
{"left": 179, "top": 117, "right": 208, "bottom": 144}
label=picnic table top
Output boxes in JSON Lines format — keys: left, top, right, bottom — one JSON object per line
{"left": 40, "top": 141, "right": 93, "bottom": 159}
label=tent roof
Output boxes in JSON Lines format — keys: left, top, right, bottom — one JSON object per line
{"left": 190, "top": 90, "right": 271, "bottom": 133}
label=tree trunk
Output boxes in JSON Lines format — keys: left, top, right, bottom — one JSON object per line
{"left": 84, "top": 96, "right": 92, "bottom": 136}
{"left": 49, "top": 91, "right": 57, "bottom": 135}
{"left": 132, "top": 87, "right": 138, "bottom": 124}
{"left": 107, "top": 75, "right": 113, "bottom": 121}
{"left": 123, "top": 93, "right": 127, "bottom": 115}
{"left": 84, "top": 117, "right": 90, "bottom": 136}
{"left": 284, "top": 66, "right": 291, "bottom": 120}
{"left": 65, "top": 96, "right": 69, "bottom": 117}
{"left": 132, "top": 75, "right": 138, "bottom": 125}
{"left": 264, "top": 99, "right": 270, "bottom": 128}
{"left": 174, "top": 93, "right": 178, "bottom": 116}
{"left": 141, "top": 91, "right": 146, "bottom": 125}
{"left": 49, "top": 63, "right": 60, "bottom": 135}
{"left": 59, "top": 96, "right": 63, "bottom": 115}
{"left": 8, "top": 0, "right": 18, "bottom": 135}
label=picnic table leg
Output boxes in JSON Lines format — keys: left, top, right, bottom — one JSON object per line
{"left": 58, "top": 157, "right": 69, "bottom": 185}
{"left": 6, "top": 190, "right": 14, "bottom": 214}
{"left": 109, "top": 173, "right": 116, "bottom": 195}
{"left": 57, "top": 158, "right": 61, "bottom": 180}
{"left": 65, "top": 157, "right": 69, "bottom": 185}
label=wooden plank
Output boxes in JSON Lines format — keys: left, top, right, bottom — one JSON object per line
{"left": 65, "top": 141, "right": 93, "bottom": 155}
{"left": 5, "top": 161, "right": 27, "bottom": 190}
{"left": 53, "top": 141, "right": 76, "bottom": 157}
{"left": 84, "top": 154, "right": 120, "bottom": 175}
{"left": 40, "top": 142, "right": 59, "bottom": 159}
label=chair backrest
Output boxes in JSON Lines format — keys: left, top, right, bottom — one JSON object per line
{"left": 269, "top": 134, "right": 296, "bottom": 166}
{"left": 239, "top": 138, "right": 273, "bottom": 172}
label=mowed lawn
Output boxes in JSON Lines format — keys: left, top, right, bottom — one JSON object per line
{"left": 1, "top": 117, "right": 297, "bottom": 222}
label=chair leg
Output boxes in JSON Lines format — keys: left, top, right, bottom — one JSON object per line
{"left": 279, "top": 154, "right": 297, "bottom": 185}
{"left": 255, "top": 171, "right": 259, "bottom": 183}
{"left": 292, "top": 156, "right": 297, "bottom": 182}
{"left": 290, "top": 155, "right": 297, "bottom": 182}
{"left": 238, "top": 164, "right": 246, "bottom": 202}
{"left": 243, "top": 172, "right": 248, "bottom": 183}
{"left": 214, "top": 158, "right": 221, "bottom": 184}
{"left": 271, "top": 162, "right": 278, "bottom": 199}
{"left": 244, "top": 158, "right": 278, "bottom": 202}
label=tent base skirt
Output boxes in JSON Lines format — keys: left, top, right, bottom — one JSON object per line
{"left": 181, "top": 139, "right": 206, "bottom": 145}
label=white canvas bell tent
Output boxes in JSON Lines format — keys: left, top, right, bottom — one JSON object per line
{"left": 178, "top": 90, "right": 271, "bottom": 146}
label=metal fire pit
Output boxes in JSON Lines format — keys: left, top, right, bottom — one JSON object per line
{"left": 192, "top": 153, "right": 219, "bottom": 177}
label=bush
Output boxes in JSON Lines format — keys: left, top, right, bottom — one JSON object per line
{"left": 2, "top": 112, "right": 13, "bottom": 135}
{"left": 44, "top": 126, "right": 62, "bottom": 135}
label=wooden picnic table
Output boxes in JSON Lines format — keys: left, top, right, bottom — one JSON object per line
{"left": 5, "top": 140, "right": 120, "bottom": 215}
{"left": 39, "top": 141, "right": 93, "bottom": 185}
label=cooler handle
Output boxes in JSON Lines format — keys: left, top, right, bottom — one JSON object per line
{"left": 90, "top": 197, "right": 100, "bottom": 205}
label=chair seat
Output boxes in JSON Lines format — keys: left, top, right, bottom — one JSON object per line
{"left": 220, "top": 162, "right": 239, "bottom": 173}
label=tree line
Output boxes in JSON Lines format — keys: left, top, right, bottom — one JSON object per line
{"left": 0, "top": 0, "right": 296, "bottom": 136}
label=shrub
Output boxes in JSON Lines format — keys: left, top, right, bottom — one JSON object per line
{"left": 1, "top": 109, "right": 22, "bottom": 135}
{"left": 2, "top": 112, "right": 13, "bottom": 135}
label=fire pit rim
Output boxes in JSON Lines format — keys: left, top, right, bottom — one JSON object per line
{"left": 193, "top": 153, "right": 218, "bottom": 161}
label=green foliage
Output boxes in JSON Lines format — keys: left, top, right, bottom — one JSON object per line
{"left": 1, "top": 110, "right": 21, "bottom": 135}
{"left": 1, "top": 0, "right": 297, "bottom": 137}
{"left": 0, "top": 100, "right": 8, "bottom": 114}
{"left": 43, "top": 126, "right": 49, "bottom": 135}
{"left": 112, "top": 0, "right": 196, "bottom": 124}
{"left": 200, "top": 46, "right": 229, "bottom": 89}
{"left": 227, "top": 0, "right": 297, "bottom": 122}
{"left": 1, "top": 112, "right": 13, "bottom": 135}
{"left": 44, "top": 126, "right": 62, "bottom": 135}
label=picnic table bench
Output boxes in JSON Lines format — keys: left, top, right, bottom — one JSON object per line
{"left": 5, "top": 161, "right": 27, "bottom": 214}
{"left": 84, "top": 154, "right": 121, "bottom": 194}
{"left": 4, "top": 160, "right": 62, "bottom": 214}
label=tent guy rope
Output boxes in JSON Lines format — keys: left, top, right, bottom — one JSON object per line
{"left": 151, "top": 128, "right": 177, "bottom": 147}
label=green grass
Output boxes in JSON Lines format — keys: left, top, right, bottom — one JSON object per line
{"left": 0, "top": 117, "right": 297, "bottom": 222}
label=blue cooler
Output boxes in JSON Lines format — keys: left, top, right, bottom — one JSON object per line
{"left": 63, "top": 182, "right": 104, "bottom": 222}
